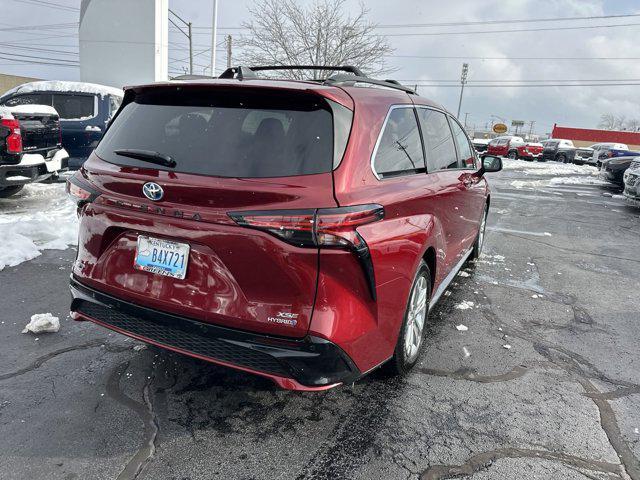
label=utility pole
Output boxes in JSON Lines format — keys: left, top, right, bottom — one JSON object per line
{"left": 456, "top": 63, "right": 469, "bottom": 119}
{"left": 168, "top": 9, "right": 193, "bottom": 75}
{"left": 211, "top": 0, "right": 218, "bottom": 76}
{"left": 226, "top": 34, "right": 232, "bottom": 68}
{"left": 464, "top": 112, "right": 470, "bottom": 129}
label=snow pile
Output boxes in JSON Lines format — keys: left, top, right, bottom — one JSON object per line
{"left": 548, "top": 176, "right": 609, "bottom": 186}
{"left": 0, "top": 184, "right": 78, "bottom": 270}
{"left": 22, "top": 313, "right": 60, "bottom": 334}
{"left": 0, "top": 104, "right": 59, "bottom": 118}
{"left": 2, "top": 80, "right": 123, "bottom": 99}
{"left": 502, "top": 158, "right": 598, "bottom": 176}
{"left": 455, "top": 301, "right": 474, "bottom": 310}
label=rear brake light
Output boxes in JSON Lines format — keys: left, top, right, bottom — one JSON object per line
{"left": 229, "top": 204, "right": 384, "bottom": 299}
{"left": 1, "top": 118, "right": 22, "bottom": 154}
{"left": 66, "top": 172, "right": 101, "bottom": 208}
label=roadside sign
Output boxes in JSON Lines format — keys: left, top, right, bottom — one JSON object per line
{"left": 493, "top": 123, "right": 508, "bottom": 134}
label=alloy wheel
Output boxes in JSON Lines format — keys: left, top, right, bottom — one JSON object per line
{"left": 404, "top": 275, "right": 428, "bottom": 362}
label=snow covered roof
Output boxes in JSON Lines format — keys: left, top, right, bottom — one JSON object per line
{"left": 1, "top": 81, "right": 123, "bottom": 99}
{"left": 0, "top": 104, "right": 59, "bottom": 119}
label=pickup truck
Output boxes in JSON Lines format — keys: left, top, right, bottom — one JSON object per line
{"left": 0, "top": 104, "right": 68, "bottom": 197}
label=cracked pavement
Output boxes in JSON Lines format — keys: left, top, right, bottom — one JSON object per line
{"left": 1, "top": 165, "right": 639, "bottom": 479}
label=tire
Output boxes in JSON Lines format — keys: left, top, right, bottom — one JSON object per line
{"left": 507, "top": 150, "right": 518, "bottom": 160}
{"left": 388, "top": 261, "right": 431, "bottom": 375}
{"left": 557, "top": 154, "right": 567, "bottom": 163}
{"left": 0, "top": 186, "right": 24, "bottom": 198}
{"left": 469, "top": 204, "right": 488, "bottom": 261}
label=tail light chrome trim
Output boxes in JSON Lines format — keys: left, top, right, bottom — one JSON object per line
{"left": 228, "top": 204, "right": 384, "bottom": 299}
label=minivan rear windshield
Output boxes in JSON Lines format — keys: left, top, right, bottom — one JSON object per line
{"left": 96, "top": 88, "right": 343, "bottom": 178}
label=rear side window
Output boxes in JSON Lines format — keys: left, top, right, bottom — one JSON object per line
{"left": 108, "top": 95, "right": 123, "bottom": 121}
{"left": 373, "top": 107, "right": 425, "bottom": 178}
{"left": 417, "top": 108, "right": 458, "bottom": 171}
{"left": 3, "top": 93, "right": 53, "bottom": 107}
{"left": 449, "top": 119, "right": 475, "bottom": 168}
{"left": 96, "top": 88, "right": 338, "bottom": 178}
{"left": 52, "top": 94, "right": 95, "bottom": 120}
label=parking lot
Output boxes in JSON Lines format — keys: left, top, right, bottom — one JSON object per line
{"left": 1, "top": 160, "right": 639, "bottom": 480}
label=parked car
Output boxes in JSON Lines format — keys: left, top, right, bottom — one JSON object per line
{"left": 623, "top": 158, "right": 640, "bottom": 206}
{"left": 589, "top": 143, "right": 640, "bottom": 167}
{"left": 515, "top": 142, "right": 544, "bottom": 161}
{"left": 0, "top": 81, "right": 123, "bottom": 169}
{"left": 67, "top": 65, "right": 502, "bottom": 391}
{"left": 600, "top": 156, "right": 639, "bottom": 186}
{"left": 472, "top": 138, "right": 489, "bottom": 154}
{"left": 0, "top": 104, "right": 68, "bottom": 197}
{"left": 542, "top": 139, "right": 576, "bottom": 163}
{"left": 486, "top": 135, "right": 524, "bottom": 158}
{"left": 573, "top": 146, "right": 594, "bottom": 165}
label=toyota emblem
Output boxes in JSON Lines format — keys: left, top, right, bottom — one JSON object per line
{"left": 142, "top": 182, "right": 164, "bottom": 201}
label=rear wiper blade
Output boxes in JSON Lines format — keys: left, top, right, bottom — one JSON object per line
{"left": 114, "top": 149, "right": 176, "bottom": 168}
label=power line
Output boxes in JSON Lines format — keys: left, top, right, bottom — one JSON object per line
{"left": 8, "top": 0, "right": 79, "bottom": 12}
{"left": 376, "top": 13, "right": 640, "bottom": 28}
{"left": 398, "top": 78, "right": 640, "bottom": 83}
{"left": 388, "top": 54, "right": 640, "bottom": 61}
{"left": 383, "top": 21, "right": 640, "bottom": 36}
{"left": 0, "top": 54, "right": 78, "bottom": 67}
{"left": 413, "top": 83, "right": 640, "bottom": 88}
{"left": 0, "top": 50, "right": 78, "bottom": 64}
{"left": 0, "top": 42, "right": 78, "bottom": 55}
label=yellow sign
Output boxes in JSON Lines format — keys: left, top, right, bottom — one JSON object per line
{"left": 493, "top": 123, "right": 508, "bottom": 134}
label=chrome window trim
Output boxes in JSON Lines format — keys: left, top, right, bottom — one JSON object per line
{"left": 370, "top": 104, "right": 424, "bottom": 181}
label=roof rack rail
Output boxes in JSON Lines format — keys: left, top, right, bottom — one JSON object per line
{"left": 324, "top": 74, "right": 416, "bottom": 94}
{"left": 218, "top": 65, "right": 363, "bottom": 80}
{"left": 218, "top": 66, "right": 258, "bottom": 80}
{"left": 216, "top": 65, "right": 416, "bottom": 94}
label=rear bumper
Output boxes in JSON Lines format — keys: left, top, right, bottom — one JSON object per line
{"left": 69, "top": 277, "right": 361, "bottom": 391}
{"left": 0, "top": 148, "right": 69, "bottom": 187}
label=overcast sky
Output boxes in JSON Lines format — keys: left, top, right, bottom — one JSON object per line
{"left": 2, "top": 0, "right": 640, "bottom": 135}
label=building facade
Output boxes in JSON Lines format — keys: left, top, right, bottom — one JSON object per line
{"left": 552, "top": 125, "right": 640, "bottom": 150}
{"left": 0, "top": 73, "right": 40, "bottom": 96}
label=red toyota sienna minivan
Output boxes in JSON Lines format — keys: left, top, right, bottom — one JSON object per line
{"left": 68, "top": 66, "right": 502, "bottom": 391}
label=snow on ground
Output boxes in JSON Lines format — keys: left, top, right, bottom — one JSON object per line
{"left": 0, "top": 183, "right": 78, "bottom": 270}
{"left": 502, "top": 158, "right": 598, "bottom": 176}
{"left": 501, "top": 158, "right": 604, "bottom": 189}
{"left": 22, "top": 313, "right": 60, "bottom": 334}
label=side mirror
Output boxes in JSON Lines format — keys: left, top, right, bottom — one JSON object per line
{"left": 481, "top": 155, "right": 502, "bottom": 174}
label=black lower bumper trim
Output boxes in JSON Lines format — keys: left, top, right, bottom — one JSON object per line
{"left": 69, "top": 278, "right": 360, "bottom": 386}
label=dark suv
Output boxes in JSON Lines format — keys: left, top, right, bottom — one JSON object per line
{"left": 67, "top": 66, "right": 501, "bottom": 391}
{"left": 542, "top": 139, "right": 576, "bottom": 163}
{"left": 0, "top": 81, "right": 123, "bottom": 169}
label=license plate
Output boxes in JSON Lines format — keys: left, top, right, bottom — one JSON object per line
{"left": 134, "top": 236, "right": 190, "bottom": 279}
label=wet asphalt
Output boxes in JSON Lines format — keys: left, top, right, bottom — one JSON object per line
{"left": 1, "top": 163, "right": 639, "bottom": 480}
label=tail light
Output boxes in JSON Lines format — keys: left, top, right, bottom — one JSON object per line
{"left": 229, "top": 204, "right": 384, "bottom": 299}
{"left": 1, "top": 118, "right": 22, "bottom": 154}
{"left": 66, "top": 172, "right": 101, "bottom": 210}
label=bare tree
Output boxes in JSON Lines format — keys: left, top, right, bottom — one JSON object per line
{"left": 598, "top": 113, "right": 616, "bottom": 130}
{"left": 626, "top": 118, "right": 640, "bottom": 132}
{"left": 237, "top": 0, "right": 395, "bottom": 80}
{"left": 615, "top": 115, "right": 627, "bottom": 130}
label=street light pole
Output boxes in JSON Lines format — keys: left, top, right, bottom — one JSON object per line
{"left": 456, "top": 63, "right": 469, "bottom": 119}
{"left": 211, "top": 0, "right": 218, "bottom": 77}
{"left": 168, "top": 9, "right": 193, "bottom": 75}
